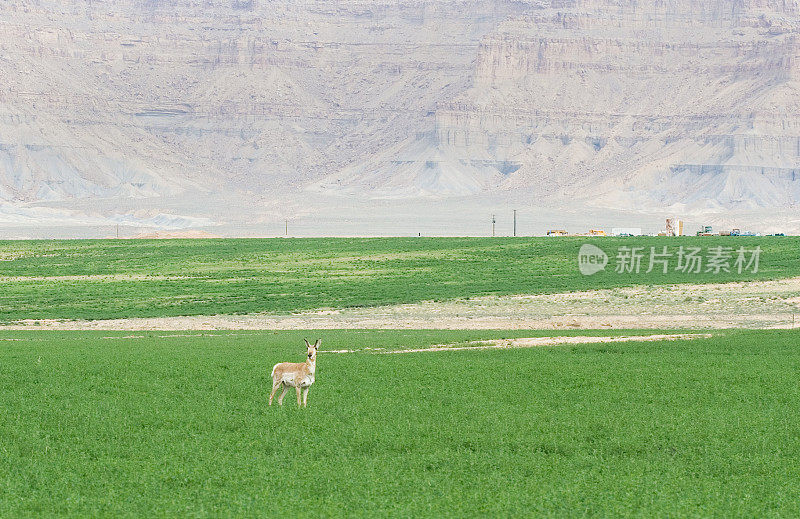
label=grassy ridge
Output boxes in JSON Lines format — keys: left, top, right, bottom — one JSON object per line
{"left": 0, "top": 237, "right": 797, "bottom": 320}
{"left": 2, "top": 329, "right": 799, "bottom": 516}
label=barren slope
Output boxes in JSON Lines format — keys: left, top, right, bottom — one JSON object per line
{"left": 1, "top": 1, "right": 799, "bottom": 235}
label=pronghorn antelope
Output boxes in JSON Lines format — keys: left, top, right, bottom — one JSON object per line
{"left": 269, "top": 338, "right": 320, "bottom": 407}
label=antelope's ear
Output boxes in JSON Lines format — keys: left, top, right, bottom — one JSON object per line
{"left": 304, "top": 338, "right": 311, "bottom": 348}
{"left": 314, "top": 338, "right": 322, "bottom": 348}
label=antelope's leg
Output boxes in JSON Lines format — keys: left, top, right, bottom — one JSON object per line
{"left": 278, "top": 384, "right": 288, "bottom": 405}
{"left": 269, "top": 380, "right": 280, "bottom": 406}
{"left": 296, "top": 386, "right": 302, "bottom": 407}
{"left": 302, "top": 387, "right": 309, "bottom": 407}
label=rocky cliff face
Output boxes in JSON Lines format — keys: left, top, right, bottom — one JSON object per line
{"left": 1, "top": 0, "right": 515, "bottom": 224}
{"left": 1, "top": 0, "right": 799, "bottom": 234}
{"left": 318, "top": 0, "right": 800, "bottom": 217}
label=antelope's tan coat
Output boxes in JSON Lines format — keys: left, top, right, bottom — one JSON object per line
{"left": 269, "top": 338, "right": 319, "bottom": 407}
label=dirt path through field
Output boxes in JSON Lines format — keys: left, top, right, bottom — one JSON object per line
{"left": 319, "top": 333, "right": 714, "bottom": 354}
{"left": 5, "top": 277, "right": 800, "bottom": 330}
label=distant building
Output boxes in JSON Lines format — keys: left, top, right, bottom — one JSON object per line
{"left": 611, "top": 227, "right": 643, "bottom": 236}
{"left": 697, "top": 225, "right": 714, "bottom": 236}
{"left": 665, "top": 218, "right": 684, "bottom": 236}
{"left": 547, "top": 230, "right": 568, "bottom": 236}
{"left": 666, "top": 218, "right": 676, "bottom": 236}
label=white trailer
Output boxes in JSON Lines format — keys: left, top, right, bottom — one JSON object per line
{"left": 611, "top": 227, "right": 643, "bottom": 236}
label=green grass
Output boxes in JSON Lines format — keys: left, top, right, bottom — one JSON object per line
{"left": 2, "top": 329, "right": 800, "bottom": 517}
{"left": 0, "top": 237, "right": 797, "bottom": 321}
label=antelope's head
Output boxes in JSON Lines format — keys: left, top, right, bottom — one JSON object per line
{"left": 304, "top": 338, "right": 321, "bottom": 363}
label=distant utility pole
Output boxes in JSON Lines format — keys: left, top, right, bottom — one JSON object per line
{"left": 116, "top": 224, "right": 119, "bottom": 239}
{"left": 285, "top": 219, "right": 288, "bottom": 237}
{"left": 492, "top": 214, "right": 496, "bottom": 237}
{"left": 513, "top": 209, "right": 517, "bottom": 237}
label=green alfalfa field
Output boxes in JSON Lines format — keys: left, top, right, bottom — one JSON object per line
{"left": 2, "top": 329, "right": 800, "bottom": 517}
{"left": 0, "top": 236, "right": 797, "bottom": 321}
{"left": 2, "top": 237, "right": 800, "bottom": 516}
